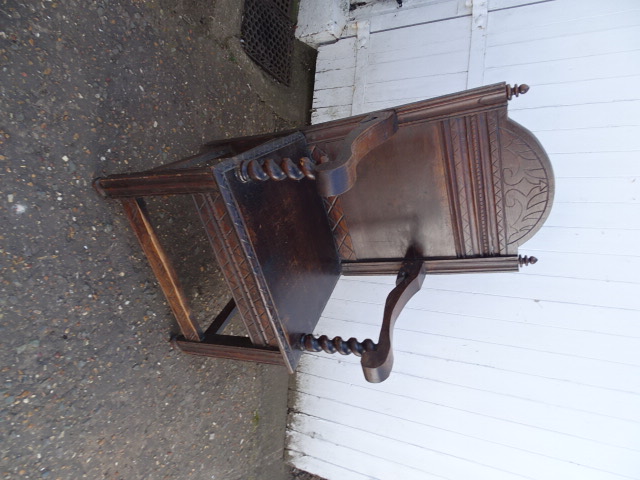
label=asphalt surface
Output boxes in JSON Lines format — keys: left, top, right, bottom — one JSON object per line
{"left": 0, "top": 1, "right": 322, "bottom": 479}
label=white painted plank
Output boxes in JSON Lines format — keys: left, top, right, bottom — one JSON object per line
{"left": 511, "top": 250, "right": 640, "bottom": 283}
{"left": 488, "top": 7, "right": 640, "bottom": 47}
{"left": 483, "top": 50, "right": 640, "bottom": 86}
{"left": 367, "top": 49, "right": 469, "bottom": 84}
{"left": 544, "top": 203, "right": 640, "bottom": 230}
{"left": 369, "top": 0, "right": 469, "bottom": 32}
{"left": 535, "top": 126, "right": 640, "bottom": 154}
{"left": 352, "top": 20, "right": 371, "bottom": 116}
{"left": 369, "top": 35, "right": 470, "bottom": 66}
{"left": 509, "top": 101, "right": 640, "bottom": 131}
{"left": 488, "top": 0, "right": 550, "bottom": 11}
{"left": 506, "top": 76, "right": 640, "bottom": 111}
{"left": 320, "top": 299, "right": 640, "bottom": 366}
{"left": 329, "top": 279, "right": 640, "bottom": 337}
{"left": 288, "top": 425, "right": 463, "bottom": 480}
{"left": 313, "top": 66, "right": 355, "bottom": 90}
{"left": 294, "top": 363, "right": 640, "bottom": 475}
{"left": 316, "top": 36, "right": 356, "bottom": 63}
{"left": 486, "top": 26, "right": 640, "bottom": 68}
{"left": 368, "top": 16, "right": 471, "bottom": 59}
{"left": 550, "top": 152, "right": 640, "bottom": 178}
{"left": 315, "top": 314, "right": 640, "bottom": 394}
{"left": 315, "top": 38, "right": 357, "bottom": 73}
{"left": 287, "top": 429, "right": 442, "bottom": 480}
{"left": 553, "top": 177, "right": 640, "bottom": 203}
{"left": 311, "top": 105, "right": 352, "bottom": 124}
{"left": 297, "top": 349, "right": 640, "bottom": 423}
{"left": 338, "top": 267, "right": 640, "bottom": 310}
{"left": 466, "top": 0, "right": 488, "bottom": 88}
{"left": 287, "top": 449, "right": 372, "bottom": 480}
{"left": 363, "top": 73, "right": 468, "bottom": 106}
{"left": 292, "top": 401, "right": 608, "bottom": 480}
{"left": 524, "top": 225, "right": 639, "bottom": 257}
{"left": 313, "top": 86, "right": 354, "bottom": 109}
{"left": 488, "top": 0, "right": 640, "bottom": 33}
{"left": 315, "top": 55, "right": 356, "bottom": 75}
{"left": 293, "top": 374, "right": 640, "bottom": 478}
{"left": 290, "top": 413, "right": 531, "bottom": 480}
{"left": 318, "top": 302, "right": 640, "bottom": 373}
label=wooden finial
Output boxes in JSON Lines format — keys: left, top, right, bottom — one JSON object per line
{"left": 506, "top": 83, "right": 530, "bottom": 100}
{"left": 518, "top": 255, "right": 538, "bottom": 267}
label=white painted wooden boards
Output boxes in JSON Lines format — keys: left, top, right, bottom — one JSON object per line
{"left": 290, "top": 1, "right": 640, "bottom": 479}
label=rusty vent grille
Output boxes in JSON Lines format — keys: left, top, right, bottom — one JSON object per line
{"left": 241, "top": 0, "right": 295, "bottom": 85}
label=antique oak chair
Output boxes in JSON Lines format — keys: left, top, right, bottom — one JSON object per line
{"left": 94, "top": 83, "right": 554, "bottom": 383}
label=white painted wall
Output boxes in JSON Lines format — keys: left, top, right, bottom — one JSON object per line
{"left": 289, "top": 0, "right": 640, "bottom": 479}
{"left": 295, "top": 0, "right": 350, "bottom": 48}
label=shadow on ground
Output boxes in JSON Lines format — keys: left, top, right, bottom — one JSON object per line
{"left": 1, "top": 1, "right": 324, "bottom": 479}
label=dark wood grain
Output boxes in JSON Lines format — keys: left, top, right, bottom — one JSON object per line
{"left": 361, "top": 260, "right": 426, "bottom": 383}
{"left": 341, "top": 256, "right": 520, "bottom": 275}
{"left": 121, "top": 197, "right": 203, "bottom": 342}
{"left": 94, "top": 167, "right": 217, "bottom": 198}
{"left": 314, "top": 110, "right": 398, "bottom": 196}
{"left": 94, "top": 83, "right": 554, "bottom": 383}
{"left": 173, "top": 334, "right": 285, "bottom": 366}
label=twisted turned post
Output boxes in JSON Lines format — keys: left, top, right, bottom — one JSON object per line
{"left": 299, "top": 334, "right": 376, "bottom": 356}
{"left": 236, "top": 156, "right": 318, "bottom": 183}
{"left": 298, "top": 259, "right": 425, "bottom": 383}
{"left": 235, "top": 111, "right": 399, "bottom": 198}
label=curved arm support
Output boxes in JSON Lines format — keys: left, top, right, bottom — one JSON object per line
{"left": 314, "top": 110, "right": 398, "bottom": 197}
{"left": 361, "top": 260, "right": 426, "bottom": 383}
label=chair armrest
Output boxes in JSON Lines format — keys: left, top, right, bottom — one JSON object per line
{"left": 315, "top": 110, "right": 398, "bottom": 197}
{"left": 361, "top": 260, "right": 425, "bottom": 383}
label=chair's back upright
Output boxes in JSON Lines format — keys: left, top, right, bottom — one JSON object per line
{"left": 304, "top": 83, "right": 555, "bottom": 271}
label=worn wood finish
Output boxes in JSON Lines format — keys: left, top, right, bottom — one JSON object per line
{"left": 94, "top": 82, "right": 553, "bottom": 383}
{"left": 94, "top": 167, "right": 217, "bottom": 198}
{"left": 304, "top": 83, "right": 554, "bottom": 263}
{"left": 120, "top": 197, "right": 203, "bottom": 342}
{"left": 173, "top": 334, "right": 285, "bottom": 366}
{"left": 298, "top": 259, "right": 427, "bottom": 382}
{"left": 361, "top": 260, "right": 426, "bottom": 383}
{"left": 341, "top": 256, "right": 521, "bottom": 276}
{"left": 315, "top": 110, "right": 398, "bottom": 196}
{"left": 211, "top": 133, "right": 341, "bottom": 372}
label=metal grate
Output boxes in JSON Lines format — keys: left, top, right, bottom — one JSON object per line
{"left": 270, "top": 0, "right": 293, "bottom": 15}
{"left": 241, "top": 0, "right": 295, "bottom": 85}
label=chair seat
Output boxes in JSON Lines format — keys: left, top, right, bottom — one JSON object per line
{"left": 196, "top": 133, "right": 340, "bottom": 372}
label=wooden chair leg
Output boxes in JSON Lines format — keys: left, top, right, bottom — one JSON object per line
{"left": 121, "top": 197, "right": 203, "bottom": 341}
{"left": 172, "top": 335, "right": 286, "bottom": 366}
{"left": 171, "top": 297, "right": 285, "bottom": 366}
{"left": 203, "top": 298, "right": 237, "bottom": 338}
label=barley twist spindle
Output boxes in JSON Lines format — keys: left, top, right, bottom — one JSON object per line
{"left": 299, "top": 334, "right": 376, "bottom": 357}
{"left": 237, "top": 156, "right": 318, "bottom": 183}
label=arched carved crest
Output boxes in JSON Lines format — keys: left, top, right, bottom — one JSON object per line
{"left": 500, "top": 119, "right": 554, "bottom": 247}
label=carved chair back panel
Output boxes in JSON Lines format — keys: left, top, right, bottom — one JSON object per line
{"left": 339, "top": 121, "right": 456, "bottom": 260}
{"left": 310, "top": 102, "right": 553, "bottom": 263}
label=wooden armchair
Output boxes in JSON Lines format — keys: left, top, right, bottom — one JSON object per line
{"left": 93, "top": 83, "right": 554, "bottom": 383}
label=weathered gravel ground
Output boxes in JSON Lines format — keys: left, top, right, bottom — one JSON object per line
{"left": 0, "top": 0, "right": 322, "bottom": 479}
